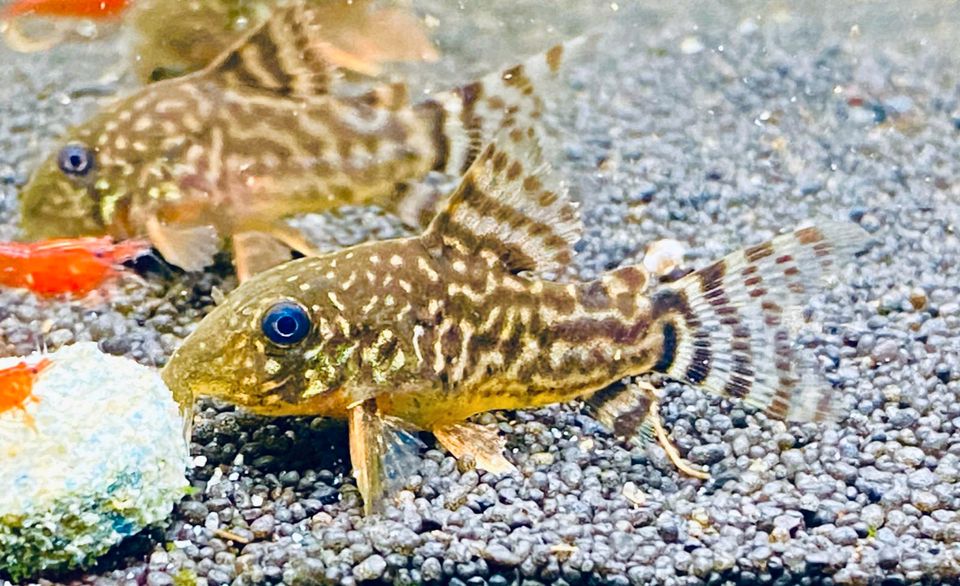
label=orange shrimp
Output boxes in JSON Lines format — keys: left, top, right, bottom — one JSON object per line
{"left": 0, "top": 357, "right": 51, "bottom": 429}
{"left": 0, "top": 237, "right": 151, "bottom": 297}
{"left": 1, "top": 0, "right": 130, "bottom": 20}
{"left": 1, "top": 0, "right": 130, "bottom": 52}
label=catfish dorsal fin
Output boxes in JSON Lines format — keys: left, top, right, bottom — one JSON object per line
{"left": 205, "top": 2, "right": 338, "bottom": 96}
{"left": 416, "top": 35, "right": 593, "bottom": 178}
{"left": 421, "top": 125, "right": 582, "bottom": 274}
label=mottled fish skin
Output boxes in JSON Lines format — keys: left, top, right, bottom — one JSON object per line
{"left": 19, "top": 1, "right": 579, "bottom": 272}
{"left": 130, "top": 0, "right": 439, "bottom": 83}
{"left": 161, "top": 237, "right": 663, "bottom": 427}
{"left": 163, "top": 126, "right": 869, "bottom": 511}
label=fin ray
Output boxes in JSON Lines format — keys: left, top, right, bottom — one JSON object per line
{"left": 348, "top": 400, "right": 424, "bottom": 514}
{"left": 416, "top": 36, "right": 591, "bottom": 179}
{"left": 650, "top": 222, "right": 869, "bottom": 422}
{"left": 146, "top": 218, "right": 220, "bottom": 272}
{"left": 206, "top": 2, "right": 338, "bottom": 95}
{"left": 421, "top": 127, "right": 581, "bottom": 274}
{"left": 433, "top": 421, "right": 517, "bottom": 475}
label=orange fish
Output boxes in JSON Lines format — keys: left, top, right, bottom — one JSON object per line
{"left": 0, "top": 357, "right": 51, "bottom": 428}
{"left": 0, "top": 237, "right": 149, "bottom": 297}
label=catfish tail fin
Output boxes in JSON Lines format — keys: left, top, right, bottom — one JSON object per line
{"left": 649, "top": 222, "right": 868, "bottom": 422}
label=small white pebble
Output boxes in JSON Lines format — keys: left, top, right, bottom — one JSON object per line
{"left": 643, "top": 238, "right": 686, "bottom": 277}
{"left": 680, "top": 36, "right": 704, "bottom": 54}
{"left": 622, "top": 482, "right": 646, "bottom": 506}
{"left": 205, "top": 468, "right": 223, "bottom": 493}
{"left": 251, "top": 495, "right": 264, "bottom": 507}
{"left": 192, "top": 455, "right": 207, "bottom": 467}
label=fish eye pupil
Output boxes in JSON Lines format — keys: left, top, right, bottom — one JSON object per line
{"left": 274, "top": 315, "right": 298, "bottom": 337}
{"left": 261, "top": 302, "right": 310, "bottom": 345}
{"left": 57, "top": 143, "right": 93, "bottom": 176}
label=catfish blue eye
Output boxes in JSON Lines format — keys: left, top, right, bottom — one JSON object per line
{"left": 261, "top": 302, "right": 311, "bottom": 345}
{"left": 57, "top": 143, "right": 94, "bottom": 176}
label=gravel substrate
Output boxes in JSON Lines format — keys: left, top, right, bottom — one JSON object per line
{"left": 2, "top": 1, "right": 959, "bottom": 584}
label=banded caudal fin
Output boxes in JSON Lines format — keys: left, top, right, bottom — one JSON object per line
{"left": 649, "top": 222, "right": 868, "bottom": 422}
{"left": 414, "top": 36, "right": 590, "bottom": 180}
{"left": 205, "top": 2, "right": 339, "bottom": 95}
{"left": 420, "top": 126, "right": 582, "bottom": 274}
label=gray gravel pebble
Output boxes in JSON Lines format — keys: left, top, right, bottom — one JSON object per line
{"left": 2, "top": 1, "right": 960, "bottom": 585}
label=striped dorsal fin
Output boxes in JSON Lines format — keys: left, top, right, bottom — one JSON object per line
{"left": 205, "top": 2, "right": 337, "bottom": 96}
{"left": 420, "top": 126, "right": 582, "bottom": 274}
{"left": 415, "top": 36, "right": 591, "bottom": 180}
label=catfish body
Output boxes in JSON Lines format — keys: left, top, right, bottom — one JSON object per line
{"left": 130, "top": 0, "right": 438, "bottom": 82}
{"left": 19, "top": 2, "right": 577, "bottom": 276}
{"left": 162, "top": 127, "right": 868, "bottom": 512}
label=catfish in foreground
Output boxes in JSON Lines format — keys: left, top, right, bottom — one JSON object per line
{"left": 162, "top": 126, "right": 868, "bottom": 513}
{"left": 19, "top": 0, "right": 582, "bottom": 280}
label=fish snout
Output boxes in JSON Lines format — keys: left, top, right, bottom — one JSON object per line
{"left": 161, "top": 322, "right": 256, "bottom": 412}
{"left": 19, "top": 175, "right": 105, "bottom": 240}
{"left": 160, "top": 345, "right": 201, "bottom": 418}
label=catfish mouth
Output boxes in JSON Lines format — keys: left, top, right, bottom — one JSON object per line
{"left": 18, "top": 177, "right": 103, "bottom": 240}
{"left": 161, "top": 351, "right": 233, "bottom": 410}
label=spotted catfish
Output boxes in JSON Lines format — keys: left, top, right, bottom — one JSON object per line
{"left": 19, "top": 1, "right": 582, "bottom": 280}
{"left": 129, "top": 0, "right": 440, "bottom": 82}
{"left": 161, "top": 127, "right": 868, "bottom": 513}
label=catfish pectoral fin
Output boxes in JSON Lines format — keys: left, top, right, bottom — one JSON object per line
{"left": 232, "top": 231, "right": 294, "bottom": 282}
{"left": 433, "top": 421, "right": 517, "bottom": 475}
{"left": 349, "top": 400, "right": 381, "bottom": 515}
{"left": 313, "top": 42, "right": 383, "bottom": 78}
{"left": 145, "top": 217, "right": 220, "bottom": 272}
{"left": 349, "top": 399, "right": 425, "bottom": 515}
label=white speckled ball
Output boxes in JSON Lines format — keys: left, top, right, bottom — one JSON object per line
{"left": 0, "top": 343, "right": 189, "bottom": 581}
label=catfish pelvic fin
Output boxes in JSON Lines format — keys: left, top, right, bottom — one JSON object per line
{"left": 421, "top": 126, "right": 582, "bottom": 274}
{"left": 205, "top": 2, "right": 340, "bottom": 96}
{"left": 433, "top": 421, "right": 517, "bottom": 475}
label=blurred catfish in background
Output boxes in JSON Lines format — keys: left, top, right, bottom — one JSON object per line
{"left": 130, "top": 0, "right": 439, "bottom": 82}
{"left": 1, "top": 0, "right": 437, "bottom": 85}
